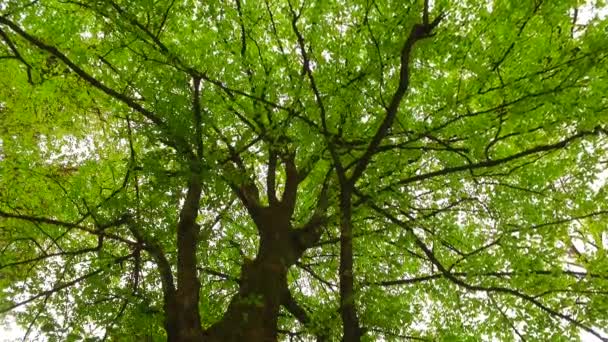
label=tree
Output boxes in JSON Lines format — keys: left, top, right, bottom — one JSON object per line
{"left": 1, "top": 0, "right": 607, "bottom": 340}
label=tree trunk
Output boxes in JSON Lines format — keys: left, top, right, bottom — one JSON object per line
{"left": 338, "top": 192, "right": 361, "bottom": 342}
{"left": 204, "top": 207, "right": 304, "bottom": 341}
{"left": 164, "top": 173, "right": 206, "bottom": 341}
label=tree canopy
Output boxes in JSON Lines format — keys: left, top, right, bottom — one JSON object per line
{"left": 1, "top": 0, "right": 608, "bottom": 341}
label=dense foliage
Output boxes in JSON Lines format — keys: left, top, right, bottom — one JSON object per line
{"left": 1, "top": 0, "right": 608, "bottom": 340}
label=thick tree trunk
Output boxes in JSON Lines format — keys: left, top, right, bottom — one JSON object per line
{"left": 163, "top": 153, "right": 322, "bottom": 341}
{"left": 204, "top": 207, "right": 304, "bottom": 341}
{"left": 338, "top": 192, "right": 361, "bottom": 342}
{"left": 164, "top": 173, "right": 206, "bottom": 341}
{"left": 164, "top": 297, "right": 180, "bottom": 342}
{"left": 204, "top": 254, "right": 288, "bottom": 341}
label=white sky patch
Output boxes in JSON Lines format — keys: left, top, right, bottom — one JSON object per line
{"left": 573, "top": 0, "right": 608, "bottom": 38}
{"left": 79, "top": 31, "right": 92, "bottom": 39}
{"left": 577, "top": 0, "right": 608, "bottom": 24}
{"left": 591, "top": 167, "right": 608, "bottom": 192}
{"left": 38, "top": 134, "right": 98, "bottom": 165}
{"left": 321, "top": 50, "right": 332, "bottom": 62}
{"left": 581, "top": 330, "right": 608, "bottom": 342}
{"left": 0, "top": 318, "right": 23, "bottom": 342}
{"left": 486, "top": 0, "right": 493, "bottom": 13}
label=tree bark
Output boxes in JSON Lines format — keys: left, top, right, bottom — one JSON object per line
{"left": 203, "top": 207, "right": 305, "bottom": 341}
{"left": 165, "top": 173, "right": 205, "bottom": 341}
{"left": 338, "top": 192, "right": 361, "bottom": 342}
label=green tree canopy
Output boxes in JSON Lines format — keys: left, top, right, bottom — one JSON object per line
{"left": 1, "top": 0, "right": 608, "bottom": 341}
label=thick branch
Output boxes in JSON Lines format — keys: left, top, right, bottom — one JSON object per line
{"left": 175, "top": 172, "right": 204, "bottom": 339}
{"left": 192, "top": 76, "right": 204, "bottom": 158}
{"left": 267, "top": 148, "right": 278, "bottom": 205}
{"left": 281, "top": 153, "right": 299, "bottom": 215}
{"left": 211, "top": 125, "right": 261, "bottom": 212}
{"left": 390, "top": 126, "right": 605, "bottom": 189}
{"left": 366, "top": 269, "right": 607, "bottom": 287}
{"left": 114, "top": 213, "right": 178, "bottom": 340}
{"left": 282, "top": 288, "right": 328, "bottom": 342}
{"left": 348, "top": 12, "right": 443, "bottom": 187}
{"left": 293, "top": 172, "right": 331, "bottom": 251}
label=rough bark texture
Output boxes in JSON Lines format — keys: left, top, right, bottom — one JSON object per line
{"left": 164, "top": 173, "right": 205, "bottom": 341}
{"left": 204, "top": 207, "right": 304, "bottom": 341}
{"left": 338, "top": 192, "right": 361, "bottom": 342}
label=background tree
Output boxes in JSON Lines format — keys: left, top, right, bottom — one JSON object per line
{"left": 1, "top": 0, "right": 608, "bottom": 341}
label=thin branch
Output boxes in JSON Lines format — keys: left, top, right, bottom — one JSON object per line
{"left": 0, "top": 28, "right": 33, "bottom": 84}
{"left": 389, "top": 126, "right": 605, "bottom": 189}
{"left": 369, "top": 203, "right": 607, "bottom": 341}
{"left": 0, "top": 16, "right": 194, "bottom": 158}
{"left": 1, "top": 253, "right": 133, "bottom": 313}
